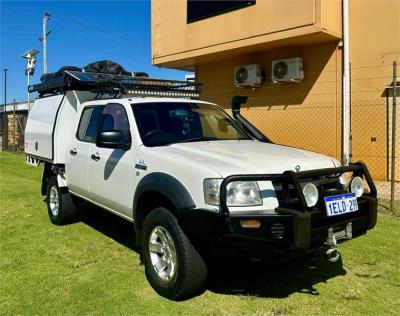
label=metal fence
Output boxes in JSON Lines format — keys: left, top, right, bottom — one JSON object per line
{"left": 229, "top": 62, "right": 399, "bottom": 211}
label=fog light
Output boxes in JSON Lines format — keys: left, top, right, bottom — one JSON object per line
{"left": 240, "top": 219, "right": 261, "bottom": 229}
{"left": 350, "top": 176, "right": 364, "bottom": 197}
{"left": 270, "top": 223, "right": 285, "bottom": 239}
{"left": 303, "top": 183, "right": 319, "bottom": 207}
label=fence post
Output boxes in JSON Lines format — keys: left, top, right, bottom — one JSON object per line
{"left": 391, "top": 61, "right": 397, "bottom": 212}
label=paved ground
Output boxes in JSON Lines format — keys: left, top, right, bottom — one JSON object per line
{"left": 375, "top": 181, "right": 400, "bottom": 200}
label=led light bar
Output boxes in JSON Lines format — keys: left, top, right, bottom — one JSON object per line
{"left": 125, "top": 89, "right": 200, "bottom": 99}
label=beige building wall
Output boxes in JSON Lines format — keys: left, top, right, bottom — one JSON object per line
{"left": 152, "top": 0, "right": 342, "bottom": 67}
{"left": 152, "top": 0, "right": 400, "bottom": 181}
{"left": 348, "top": 0, "right": 400, "bottom": 181}
{"left": 197, "top": 42, "right": 342, "bottom": 160}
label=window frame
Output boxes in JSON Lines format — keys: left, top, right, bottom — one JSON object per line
{"left": 75, "top": 105, "right": 104, "bottom": 143}
{"left": 75, "top": 103, "right": 132, "bottom": 144}
{"left": 99, "top": 103, "right": 132, "bottom": 143}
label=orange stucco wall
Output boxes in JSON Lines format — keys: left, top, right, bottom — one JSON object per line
{"left": 151, "top": 0, "right": 400, "bottom": 181}
{"left": 152, "top": 0, "right": 341, "bottom": 67}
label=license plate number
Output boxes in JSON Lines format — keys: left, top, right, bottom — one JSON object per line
{"left": 324, "top": 193, "right": 358, "bottom": 217}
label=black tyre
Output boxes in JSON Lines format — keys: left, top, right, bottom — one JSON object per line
{"left": 142, "top": 207, "right": 207, "bottom": 300}
{"left": 46, "top": 176, "right": 77, "bottom": 225}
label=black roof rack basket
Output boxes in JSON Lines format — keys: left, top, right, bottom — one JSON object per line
{"left": 29, "top": 61, "right": 201, "bottom": 99}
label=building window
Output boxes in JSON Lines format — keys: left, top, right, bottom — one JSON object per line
{"left": 187, "top": 0, "right": 256, "bottom": 24}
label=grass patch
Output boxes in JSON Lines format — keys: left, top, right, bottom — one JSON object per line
{"left": 1, "top": 151, "right": 399, "bottom": 315}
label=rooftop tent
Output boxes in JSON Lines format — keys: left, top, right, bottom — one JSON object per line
{"left": 83, "top": 60, "right": 130, "bottom": 75}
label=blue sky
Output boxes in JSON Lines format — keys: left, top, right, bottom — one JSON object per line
{"left": 0, "top": 0, "right": 192, "bottom": 104}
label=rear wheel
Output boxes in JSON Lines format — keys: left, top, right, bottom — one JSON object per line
{"left": 142, "top": 207, "right": 207, "bottom": 300}
{"left": 46, "top": 176, "right": 77, "bottom": 225}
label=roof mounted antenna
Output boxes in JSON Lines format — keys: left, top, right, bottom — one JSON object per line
{"left": 231, "top": 95, "right": 271, "bottom": 143}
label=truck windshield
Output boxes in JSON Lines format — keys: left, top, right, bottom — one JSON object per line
{"left": 132, "top": 102, "right": 250, "bottom": 147}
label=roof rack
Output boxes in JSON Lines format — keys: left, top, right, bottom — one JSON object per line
{"left": 29, "top": 69, "right": 202, "bottom": 99}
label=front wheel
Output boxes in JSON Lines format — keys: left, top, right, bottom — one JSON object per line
{"left": 46, "top": 176, "right": 77, "bottom": 225}
{"left": 142, "top": 207, "right": 207, "bottom": 300}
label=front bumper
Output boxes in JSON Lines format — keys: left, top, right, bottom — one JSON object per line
{"left": 178, "top": 162, "right": 378, "bottom": 253}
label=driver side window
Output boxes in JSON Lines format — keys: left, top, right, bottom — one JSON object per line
{"left": 100, "top": 103, "right": 131, "bottom": 141}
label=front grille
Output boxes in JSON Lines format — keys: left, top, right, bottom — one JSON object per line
{"left": 272, "top": 174, "right": 349, "bottom": 210}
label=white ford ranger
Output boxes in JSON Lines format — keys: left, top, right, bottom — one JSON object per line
{"left": 25, "top": 61, "right": 378, "bottom": 300}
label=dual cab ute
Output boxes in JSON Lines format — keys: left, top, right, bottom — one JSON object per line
{"left": 25, "top": 61, "right": 378, "bottom": 300}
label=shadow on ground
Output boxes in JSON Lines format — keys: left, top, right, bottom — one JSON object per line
{"left": 76, "top": 202, "right": 346, "bottom": 299}
{"left": 77, "top": 200, "right": 138, "bottom": 251}
{"left": 206, "top": 254, "right": 346, "bottom": 298}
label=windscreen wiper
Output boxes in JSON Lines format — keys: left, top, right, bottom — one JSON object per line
{"left": 170, "top": 136, "right": 218, "bottom": 145}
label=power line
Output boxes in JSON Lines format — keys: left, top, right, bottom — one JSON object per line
{"left": 2, "top": 7, "right": 149, "bottom": 48}
{"left": 50, "top": 35, "right": 150, "bottom": 64}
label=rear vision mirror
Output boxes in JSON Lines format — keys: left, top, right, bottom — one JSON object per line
{"left": 96, "top": 130, "right": 131, "bottom": 149}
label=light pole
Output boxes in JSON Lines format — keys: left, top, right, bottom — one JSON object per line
{"left": 21, "top": 49, "right": 39, "bottom": 111}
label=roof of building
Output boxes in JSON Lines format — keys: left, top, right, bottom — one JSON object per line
{"left": 0, "top": 101, "right": 29, "bottom": 113}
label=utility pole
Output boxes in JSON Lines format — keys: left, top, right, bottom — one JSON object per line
{"left": 39, "top": 12, "right": 51, "bottom": 74}
{"left": 2, "top": 68, "right": 8, "bottom": 113}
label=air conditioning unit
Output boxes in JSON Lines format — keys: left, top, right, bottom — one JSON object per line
{"left": 234, "top": 64, "right": 262, "bottom": 87}
{"left": 272, "top": 57, "right": 304, "bottom": 83}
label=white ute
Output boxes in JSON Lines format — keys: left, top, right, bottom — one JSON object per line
{"left": 25, "top": 61, "right": 378, "bottom": 300}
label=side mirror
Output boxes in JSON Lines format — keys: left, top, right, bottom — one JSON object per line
{"left": 96, "top": 130, "right": 131, "bottom": 149}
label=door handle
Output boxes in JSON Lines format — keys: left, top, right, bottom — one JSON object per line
{"left": 70, "top": 148, "right": 77, "bottom": 156}
{"left": 91, "top": 153, "right": 100, "bottom": 161}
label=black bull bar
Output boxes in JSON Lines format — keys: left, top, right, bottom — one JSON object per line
{"left": 219, "top": 162, "right": 378, "bottom": 250}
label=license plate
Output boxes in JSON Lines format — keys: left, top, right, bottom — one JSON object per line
{"left": 324, "top": 193, "right": 358, "bottom": 217}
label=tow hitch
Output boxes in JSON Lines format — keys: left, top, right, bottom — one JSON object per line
{"left": 324, "top": 222, "right": 352, "bottom": 262}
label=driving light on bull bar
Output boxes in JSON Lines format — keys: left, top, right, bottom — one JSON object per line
{"left": 350, "top": 176, "right": 364, "bottom": 197}
{"left": 226, "top": 181, "right": 262, "bottom": 207}
{"left": 303, "top": 183, "right": 319, "bottom": 207}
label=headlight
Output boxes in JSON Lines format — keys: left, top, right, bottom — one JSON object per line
{"left": 203, "top": 179, "right": 262, "bottom": 207}
{"left": 303, "top": 183, "right": 319, "bottom": 207}
{"left": 350, "top": 176, "right": 364, "bottom": 197}
{"left": 226, "top": 181, "right": 262, "bottom": 206}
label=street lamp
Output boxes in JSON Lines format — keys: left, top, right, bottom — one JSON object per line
{"left": 21, "top": 48, "right": 39, "bottom": 111}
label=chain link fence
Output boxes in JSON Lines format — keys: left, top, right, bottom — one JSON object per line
{"left": 201, "top": 62, "right": 399, "bottom": 211}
